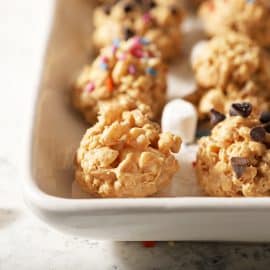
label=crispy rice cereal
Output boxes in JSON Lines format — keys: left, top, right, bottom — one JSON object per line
{"left": 75, "top": 102, "right": 181, "bottom": 198}
{"left": 197, "top": 103, "right": 270, "bottom": 197}
{"left": 191, "top": 32, "right": 270, "bottom": 117}
{"left": 93, "top": 0, "right": 184, "bottom": 61}
{"left": 199, "top": 0, "right": 270, "bottom": 48}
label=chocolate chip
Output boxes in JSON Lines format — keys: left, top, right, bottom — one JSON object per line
{"left": 103, "top": 5, "right": 111, "bottom": 15}
{"left": 149, "top": 0, "right": 156, "bottom": 8}
{"left": 264, "top": 123, "right": 270, "bottom": 133}
{"left": 170, "top": 6, "right": 179, "bottom": 15}
{"left": 231, "top": 157, "right": 250, "bottom": 178}
{"left": 250, "top": 126, "right": 266, "bottom": 142}
{"left": 210, "top": 109, "right": 226, "bottom": 126}
{"left": 123, "top": 3, "right": 133, "bottom": 13}
{"left": 229, "top": 102, "right": 252, "bottom": 118}
{"left": 124, "top": 28, "right": 135, "bottom": 40}
{"left": 260, "top": 111, "right": 270, "bottom": 124}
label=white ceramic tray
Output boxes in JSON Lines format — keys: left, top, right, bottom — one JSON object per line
{"left": 22, "top": 0, "right": 270, "bottom": 241}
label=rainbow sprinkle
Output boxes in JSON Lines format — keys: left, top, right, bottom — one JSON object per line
{"left": 140, "top": 37, "right": 150, "bottom": 45}
{"left": 131, "top": 48, "right": 144, "bottom": 58}
{"left": 128, "top": 64, "right": 136, "bottom": 75}
{"left": 112, "top": 38, "right": 121, "bottom": 48}
{"left": 142, "top": 241, "right": 156, "bottom": 248}
{"left": 112, "top": 45, "right": 118, "bottom": 54}
{"left": 85, "top": 82, "right": 95, "bottom": 92}
{"left": 99, "top": 62, "right": 108, "bottom": 70}
{"left": 142, "top": 12, "right": 152, "bottom": 24}
{"left": 130, "top": 38, "right": 144, "bottom": 58}
{"left": 146, "top": 67, "right": 157, "bottom": 76}
{"left": 106, "top": 76, "right": 114, "bottom": 92}
{"left": 118, "top": 53, "right": 127, "bottom": 61}
{"left": 100, "top": 56, "right": 109, "bottom": 70}
{"left": 101, "top": 56, "right": 109, "bottom": 62}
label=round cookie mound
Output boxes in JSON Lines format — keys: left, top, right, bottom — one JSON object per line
{"left": 75, "top": 102, "right": 181, "bottom": 198}
{"left": 197, "top": 103, "right": 270, "bottom": 197}
{"left": 192, "top": 32, "right": 262, "bottom": 89}
{"left": 73, "top": 37, "right": 167, "bottom": 124}
{"left": 199, "top": 0, "right": 270, "bottom": 48}
{"left": 93, "top": 0, "right": 184, "bottom": 60}
{"left": 191, "top": 32, "right": 270, "bottom": 117}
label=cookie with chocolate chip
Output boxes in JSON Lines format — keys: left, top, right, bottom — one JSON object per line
{"left": 191, "top": 32, "right": 270, "bottom": 119}
{"left": 197, "top": 103, "right": 270, "bottom": 197}
{"left": 93, "top": 0, "right": 184, "bottom": 61}
{"left": 72, "top": 37, "right": 167, "bottom": 124}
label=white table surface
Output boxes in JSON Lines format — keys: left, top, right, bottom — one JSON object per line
{"left": 1, "top": 1, "right": 270, "bottom": 269}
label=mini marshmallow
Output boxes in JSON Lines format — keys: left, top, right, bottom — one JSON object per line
{"left": 190, "top": 40, "right": 208, "bottom": 67}
{"left": 162, "top": 99, "right": 198, "bottom": 144}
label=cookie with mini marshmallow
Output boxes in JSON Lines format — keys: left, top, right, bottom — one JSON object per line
{"left": 73, "top": 37, "right": 167, "bottom": 124}
{"left": 75, "top": 101, "right": 181, "bottom": 198}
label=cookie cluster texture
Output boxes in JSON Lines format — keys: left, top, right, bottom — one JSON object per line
{"left": 75, "top": 101, "right": 181, "bottom": 198}
{"left": 93, "top": 0, "right": 184, "bottom": 60}
{"left": 199, "top": 0, "right": 270, "bottom": 48}
{"left": 197, "top": 102, "right": 270, "bottom": 197}
{"left": 191, "top": 32, "right": 270, "bottom": 117}
{"left": 73, "top": 37, "right": 167, "bottom": 124}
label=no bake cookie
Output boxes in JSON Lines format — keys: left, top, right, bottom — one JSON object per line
{"left": 199, "top": 0, "right": 270, "bottom": 48}
{"left": 75, "top": 101, "right": 181, "bottom": 198}
{"left": 73, "top": 37, "right": 167, "bottom": 124}
{"left": 197, "top": 102, "right": 270, "bottom": 197}
{"left": 191, "top": 32, "right": 270, "bottom": 117}
{"left": 93, "top": 0, "right": 184, "bottom": 60}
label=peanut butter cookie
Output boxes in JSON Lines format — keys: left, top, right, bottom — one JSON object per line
{"left": 75, "top": 101, "right": 181, "bottom": 198}
{"left": 73, "top": 37, "right": 167, "bottom": 124}
{"left": 199, "top": 0, "right": 270, "bottom": 48}
{"left": 191, "top": 32, "right": 270, "bottom": 118}
{"left": 197, "top": 102, "right": 270, "bottom": 197}
{"left": 93, "top": 0, "right": 184, "bottom": 61}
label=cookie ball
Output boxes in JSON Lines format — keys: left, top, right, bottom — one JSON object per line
{"left": 197, "top": 102, "right": 270, "bottom": 197}
{"left": 191, "top": 32, "right": 270, "bottom": 117}
{"left": 93, "top": 0, "right": 184, "bottom": 61}
{"left": 75, "top": 102, "right": 181, "bottom": 198}
{"left": 73, "top": 37, "right": 167, "bottom": 124}
{"left": 199, "top": 0, "right": 270, "bottom": 48}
